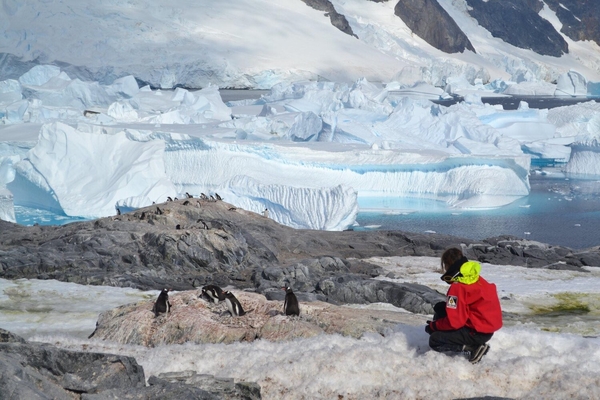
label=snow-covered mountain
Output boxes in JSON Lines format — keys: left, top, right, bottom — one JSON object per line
{"left": 1, "top": 0, "right": 599, "bottom": 89}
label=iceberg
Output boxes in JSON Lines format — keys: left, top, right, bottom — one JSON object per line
{"left": 9, "top": 122, "right": 176, "bottom": 218}
{"left": 4, "top": 65, "right": 600, "bottom": 230}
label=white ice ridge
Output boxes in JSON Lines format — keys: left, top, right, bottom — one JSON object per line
{"left": 9, "top": 122, "right": 176, "bottom": 218}
{"left": 3, "top": 65, "right": 600, "bottom": 228}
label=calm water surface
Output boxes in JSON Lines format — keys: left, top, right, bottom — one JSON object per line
{"left": 355, "top": 170, "right": 600, "bottom": 249}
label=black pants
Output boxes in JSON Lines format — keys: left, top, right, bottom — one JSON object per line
{"left": 428, "top": 301, "right": 493, "bottom": 352}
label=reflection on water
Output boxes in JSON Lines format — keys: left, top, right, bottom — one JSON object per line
{"left": 356, "top": 170, "right": 600, "bottom": 249}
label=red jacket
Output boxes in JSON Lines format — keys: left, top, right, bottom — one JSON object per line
{"left": 434, "top": 260, "right": 503, "bottom": 334}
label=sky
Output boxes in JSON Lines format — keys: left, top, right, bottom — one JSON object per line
{"left": 3, "top": 255, "right": 600, "bottom": 399}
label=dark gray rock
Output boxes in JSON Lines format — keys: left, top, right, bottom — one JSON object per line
{"left": 0, "top": 328, "right": 26, "bottom": 344}
{"left": 394, "top": 0, "right": 475, "bottom": 54}
{"left": 0, "top": 331, "right": 263, "bottom": 400}
{"left": 544, "top": 0, "right": 600, "bottom": 46}
{"left": 0, "top": 341, "right": 145, "bottom": 399}
{"left": 152, "top": 371, "right": 261, "bottom": 400}
{"left": 466, "top": 0, "right": 568, "bottom": 57}
{"left": 82, "top": 376, "right": 220, "bottom": 400}
{"left": 1, "top": 199, "right": 599, "bottom": 313}
{"left": 300, "top": 0, "right": 358, "bottom": 38}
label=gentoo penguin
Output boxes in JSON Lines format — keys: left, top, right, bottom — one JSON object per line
{"left": 215, "top": 193, "right": 222, "bottom": 201}
{"left": 152, "top": 288, "right": 172, "bottom": 317}
{"left": 224, "top": 291, "right": 246, "bottom": 317}
{"left": 283, "top": 285, "right": 300, "bottom": 316}
{"left": 201, "top": 285, "right": 225, "bottom": 303}
{"left": 167, "top": 196, "right": 173, "bottom": 202}
{"left": 185, "top": 192, "right": 193, "bottom": 198}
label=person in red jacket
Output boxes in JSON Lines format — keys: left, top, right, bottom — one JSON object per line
{"left": 425, "top": 247, "right": 503, "bottom": 364}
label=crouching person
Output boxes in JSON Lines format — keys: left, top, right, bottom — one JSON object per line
{"left": 425, "top": 247, "right": 503, "bottom": 364}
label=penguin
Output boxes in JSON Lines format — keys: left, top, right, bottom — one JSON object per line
{"left": 224, "top": 291, "right": 246, "bottom": 316}
{"left": 200, "top": 193, "right": 208, "bottom": 200}
{"left": 152, "top": 288, "right": 172, "bottom": 317}
{"left": 156, "top": 207, "right": 163, "bottom": 215}
{"left": 167, "top": 196, "right": 173, "bottom": 202}
{"left": 283, "top": 285, "right": 300, "bottom": 316}
{"left": 215, "top": 193, "right": 222, "bottom": 201}
{"left": 209, "top": 195, "right": 216, "bottom": 201}
{"left": 200, "top": 285, "right": 225, "bottom": 303}
{"left": 185, "top": 192, "right": 193, "bottom": 198}
{"left": 183, "top": 200, "right": 190, "bottom": 205}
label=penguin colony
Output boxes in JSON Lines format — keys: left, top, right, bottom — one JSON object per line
{"left": 198, "top": 284, "right": 299, "bottom": 318}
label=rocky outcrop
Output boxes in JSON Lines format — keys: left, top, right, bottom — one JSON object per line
{"left": 300, "top": 0, "right": 357, "bottom": 38}
{"left": 0, "top": 328, "right": 261, "bottom": 400}
{"left": 1, "top": 199, "right": 599, "bottom": 309}
{"left": 466, "top": 0, "right": 568, "bottom": 57}
{"left": 394, "top": 0, "right": 475, "bottom": 54}
{"left": 88, "top": 290, "right": 430, "bottom": 346}
{"left": 544, "top": 0, "right": 600, "bottom": 46}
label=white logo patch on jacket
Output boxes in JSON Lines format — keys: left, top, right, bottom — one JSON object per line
{"left": 447, "top": 295, "right": 458, "bottom": 309}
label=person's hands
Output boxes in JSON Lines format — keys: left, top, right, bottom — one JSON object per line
{"left": 425, "top": 320, "right": 436, "bottom": 334}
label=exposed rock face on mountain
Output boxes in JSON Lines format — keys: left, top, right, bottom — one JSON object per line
{"left": 394, "top": 0, "right": 475, "bottom": 54}
{"left": 545, "top": 0, "right": 600, "bottom": 46}
{"left": 301, "top": 0, "right": 357, "bottom": 38}
{"left": 0, "top": 328, "right": 261, "bottom": 399}
{"left": 1, "top": 198, "right": 599, "bottom": 312}
{"left": 466, "top": 0, "right": 569, "bottom": 57}
{"left": 88, "top": 290, "right": 428, "bottom": 346}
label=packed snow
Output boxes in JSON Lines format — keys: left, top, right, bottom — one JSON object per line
{"left": 4, "top": 255, "right": 600, "bottom": 400}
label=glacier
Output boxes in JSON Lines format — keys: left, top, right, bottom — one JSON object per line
{"left": 1, "top": 65, "right": 600, "bottom": 229}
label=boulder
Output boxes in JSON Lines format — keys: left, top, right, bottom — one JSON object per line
{"left": 0, "top": 328, "right": 262, "bottom": 399}
{"left": 88, "top": 290, "right": 428, "bottom": 346}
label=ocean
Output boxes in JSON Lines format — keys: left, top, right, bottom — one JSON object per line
{"left": 355, "top": 168, "right": 600, "bottom": 250}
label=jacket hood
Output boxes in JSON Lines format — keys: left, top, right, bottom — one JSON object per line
{"left": 441, "top": 257, "right": 481, "bottom": 285}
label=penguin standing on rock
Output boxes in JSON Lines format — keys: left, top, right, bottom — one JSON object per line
{"left": 283, "top": 285, "right": 300, "bottom": 316}
{"left": 224, "top": 291, "right": 246, "bottom": 317}
{"left": 201, "top": 285, "right": 225, "bottom": 304}
{"left": 152, "top": 288, "right": 172, "bottom": 317}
